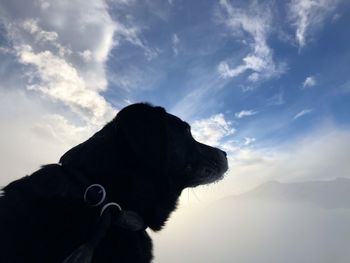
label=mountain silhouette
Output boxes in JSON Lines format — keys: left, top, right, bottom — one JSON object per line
{"left": 153, "top": 178, "right": 350, "bottom": 263}
{"left": 220, "top": 177, "right": 350, "bottom": 209}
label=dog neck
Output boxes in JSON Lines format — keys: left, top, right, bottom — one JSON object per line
{"left": 60, "top": 163, "right": 146, "bottom": 230}
{"left": 60, "top": 163, "right": 147, "bottom": 263}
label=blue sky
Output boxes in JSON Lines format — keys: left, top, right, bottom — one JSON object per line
{"left": 0, "top": 0, "right": 350, "bottom": 199}
{"left": 105, "top": 0, "right": 350, "bottom": 149}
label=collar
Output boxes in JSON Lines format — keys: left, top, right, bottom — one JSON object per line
{"left": 84, "top": 183, "right": 145, "bottom": 232}
{"left": 60, "top": 164, "right": 146, "bottom": 263}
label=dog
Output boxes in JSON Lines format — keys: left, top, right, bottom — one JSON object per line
{"left": 0, "top": 103, "right": 228, "bottom": 262}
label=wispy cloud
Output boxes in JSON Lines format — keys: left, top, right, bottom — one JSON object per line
{"left": 114, "top": 20, "right": 159, "bottom": 60}
{"left": 288, "top": 0, "right": 341, "bottom": 48}
{"left": 170, "top": 70, "right": 230, "bottom": 121}
{"left": 1, "top": 0, "right": 165, "bottom": 129}
{"left": 294, "top": 109, "right": 313, "bottom": 120}
{"left": 0, "top": 0, "right": 120, "bottom": 126}
{"left": 0, "top": 0, "right": 161, "bottom": 127}
{"left": 235, "top": 109, "right": 258, "bottom": 119}
{"left": 267, "top": 90, "right": 285, "bottom": 106}
{"left": 191, "top": 114, "right": 235, "bottom": 147}
{"left": 218, "top": 125, "right": 350, "bottom": 197}
{"left": 0, "top": 0, "right": 152, "bottom": 185}
{"left": 243, "top": 137, "right": 256, "bottom": 146}
{"left": 16, "top": 44, "right": 116, "bottom": 125}
{"left": 217, "top": 0, "right": 285, "bottom": 82}
{"left": 302, "top": 75, "right": 317, "bottom": 88}
{"left": 172, "top": 33, "right": 180, "bottom": 56}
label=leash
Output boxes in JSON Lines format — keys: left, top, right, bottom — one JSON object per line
{"left": 62, "top": 183, "right": 145, "bottom": 263}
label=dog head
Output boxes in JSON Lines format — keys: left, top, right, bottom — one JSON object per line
{"left": 60, "top": 103, "right": 228, "bottom": 230}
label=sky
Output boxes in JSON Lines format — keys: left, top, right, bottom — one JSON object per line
{"left": 1, "top": 0, "right": 350, "bottom": 196}
{"left": 1, "top": 0, "right": 350, "bottom": 261}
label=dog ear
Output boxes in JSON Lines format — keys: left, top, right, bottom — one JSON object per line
{"left": 115, "top": 103, "right": 167, "bottom": 171}
{"left": 59, "top": 122, "right": 115, "bottom": 170}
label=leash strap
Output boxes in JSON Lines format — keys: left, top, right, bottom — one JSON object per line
{"left": 62, "top": 185, "right": 145, "bottom": 263}
{"left": 62, "top": 204, "right": 115, "bottom": 263}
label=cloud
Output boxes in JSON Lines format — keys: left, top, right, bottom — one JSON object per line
{"left": 171, "top": 33, "right": 180, "bottom": 56}
{"left": 217, "top": 0, "right": 285, "bottom": 82}
{"left": 288, "top": 0, "right": 341, "bottom": 48}
{"left": 0, "top": 0, "right": 159, "bottom": 125}
{"left": 201, "top": 125, "right": 350, "bottom": 201}
{"left": 0, "top": 0, "right": 134, "bottom": 184}
{"left": 0, "top": 0, "right": 120, "bottom": 126}
{"left": 267, "top": 90, "right": 285, "bottom": 105}
{"left": 0, "top": 89, "right": 94, "bottom": 186}
{"left": 16, "top": 45, "right": 116, "bottom": 125}
{"left": 339, "top": 80, "right": 350, "bottom": 94}
{"left": 235, "top": 109, "right": 257, "bottom": 119}
{"left": 170, "top": 71, "right": 229, "bottom": 121}
{"left": 107, "top": 0, "right": 135, "bottom": 5}
{"left": 22, "top": 18, "right": 59, "bottom": 44}
{"left": 302, "top": 75, "right": 316, "bottom": 88}
{"left": 218, "top": 62, "right": 248, "bottom": 79}
{"left": 78, "top": 50, "right": 93, "bottom": 62}
{"left": 191, "top": 114, "right": 235, "bottom": 147}
{"left": 332, "top": 13, "right": 341, "bottom": 22}
{"left": 243, "top": 137, "right": 256, "bottom": 146}
{"left": 114, "top": 20, "right": 159, "bottom": 60}
{"left": 153, "top": 177, "right": 350, "bottom": 263}
{"left": 294, "top": 108, "right": 313, "bottom": 120}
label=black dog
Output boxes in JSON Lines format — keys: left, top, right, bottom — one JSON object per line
{"left": 0, "top": 103, "right": 228, "bottom": 262}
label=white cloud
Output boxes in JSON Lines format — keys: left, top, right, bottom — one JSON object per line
{"left": 39, "top": 1, "right": 50, "bottom": 10}
{"left": 0, "top": 0, "right": 120, "bottom": 126}
{"left": 78, "top": 49, "right": 93, "bottom": 62}
{"left": 191, "top": 114, "right": 235, "bottom": 147}
{"left": 0, "top": 89, "right": 94, "bottom": 186}
{"left": 0, "top": 0, "right": 133, "bottom": 184}
{"left": 204, "top": 125, "right": 350, "bottom": 200}
{"left": 107, "top": 0, "right": 135, "bottom": 5}
{"left": 243, "top": 137, "right": 256, "bottom": 145}
{"left": 170, "top": 72, "right": 229, "bottom": 121}
{"left": 22, "top": 18, "right": 58, "bottom": 42}
{"left": 20, "top": 19, "right": 72, "bottom": 57}
{"left": 217, "top": 0, "right": 285, "bottom": 82}
{"left": 294, "top": 109, "right": 313, "bottom": 120}
{"left": 0, "top": 0, "right": 159, "bottom": 126}
{"left": 172, "top": 33, "right": 180, "bottom": 56}
{"left": 303, "top": 75, "right": 317, "bottom": 88}
{"left": 288, "top": 0, "right": 340, "bottom": 48}
{"left": 235, "top": 109, "right": 257, "bottom": 119}
{"left": 16, "top": 45, "right": 116, "bottom": 125}
{"left": 114, "top": 20, "right": 159, "bottom": 60}
{"left": 218, "top": 62, "right": 247, "bottom": 78}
